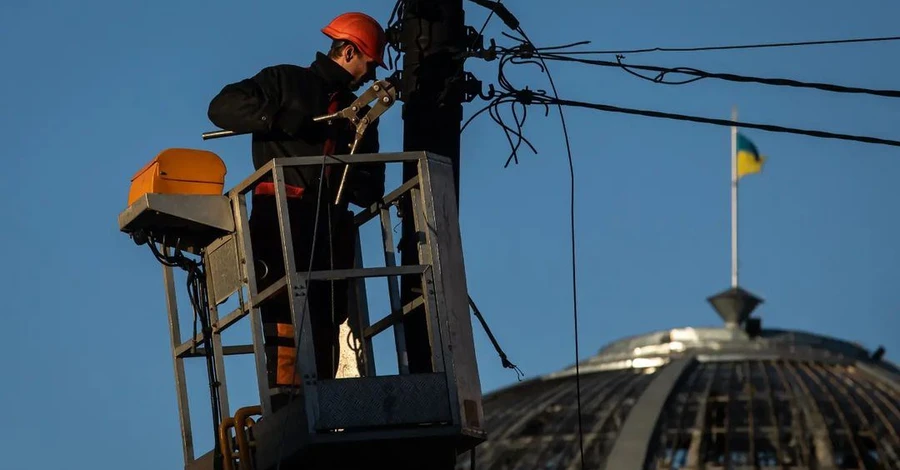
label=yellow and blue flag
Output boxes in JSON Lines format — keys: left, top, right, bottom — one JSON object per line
{"left": 736, "top": 132, "right": 765, "bottom": 178}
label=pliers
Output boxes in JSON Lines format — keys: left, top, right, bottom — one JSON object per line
{"left": 313, "top": 79, "right": 398, "bottom": 204}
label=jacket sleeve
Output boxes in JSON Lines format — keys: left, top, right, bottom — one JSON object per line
{"left": 345, "top": 117, "right": 386, "bottom": 208}
{"left": 207, "top": 65, "right": 315, "bottom": 136}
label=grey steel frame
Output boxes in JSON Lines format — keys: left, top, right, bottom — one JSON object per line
{"left": 155, "top": 151, "right": 486, "bottom": 469}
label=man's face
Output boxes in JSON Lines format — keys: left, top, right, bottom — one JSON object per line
{"left": 341, "top": 45, "right": 378, "bottom": 90}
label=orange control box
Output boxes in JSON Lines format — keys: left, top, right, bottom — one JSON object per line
{"left": 128, "top": 148, "right": 227, "bottom": 206}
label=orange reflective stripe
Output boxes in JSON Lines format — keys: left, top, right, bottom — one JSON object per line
{"left": 276, "top": 345, "right": 301, "bottom": 386}
{"left": 276, "top": 323, "right": 294, "bottom": 338}
{"left": 253, "top": 182, "right": 305, "bottom": 198}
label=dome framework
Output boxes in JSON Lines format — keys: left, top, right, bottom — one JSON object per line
{"left": 461, "top": 326, "right": 900, "bottom": 470}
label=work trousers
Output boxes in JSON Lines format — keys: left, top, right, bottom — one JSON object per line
{"left": 248, "top": 193, "right": 354, "bottom": 410}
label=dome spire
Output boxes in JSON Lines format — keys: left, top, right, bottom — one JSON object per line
{"left": 707, "top": 285, "right": 763, "bottom": 329}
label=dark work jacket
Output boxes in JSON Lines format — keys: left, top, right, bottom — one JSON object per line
{"left": 207, "top": 52, "right": 385, "bottom": 210}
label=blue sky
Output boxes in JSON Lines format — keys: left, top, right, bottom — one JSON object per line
{"left": 1, "top": 0, "right": 898, "bottom": 468}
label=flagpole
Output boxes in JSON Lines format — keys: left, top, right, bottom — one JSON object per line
{"left": 731, "top": 107, "right": 739, "bottom": 288}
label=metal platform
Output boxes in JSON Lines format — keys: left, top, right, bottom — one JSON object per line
{"left": 120, "top": 151, "right": 486, "bottom": 470}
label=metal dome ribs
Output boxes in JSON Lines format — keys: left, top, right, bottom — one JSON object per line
{"left": 459, "top": 327, "right": 900, "bottom": 470}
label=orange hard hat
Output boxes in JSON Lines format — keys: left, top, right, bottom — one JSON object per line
{"left": 322, "top": 12, "right": 387, "bottom": 68}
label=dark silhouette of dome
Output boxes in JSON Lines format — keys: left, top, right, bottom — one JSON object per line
{"left": 460, "top": 323, "right": 900, "bottom": 469}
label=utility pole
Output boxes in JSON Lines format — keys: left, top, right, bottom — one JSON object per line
{"left": 394, "top": 2, "right": 468, "bottom": 467}
{"left": 398, "top": 0, "right": 467, "bottom": 377}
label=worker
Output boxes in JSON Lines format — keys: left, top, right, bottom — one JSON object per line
{"left": 206, "top": 12, "right": 388, "bottom": 411}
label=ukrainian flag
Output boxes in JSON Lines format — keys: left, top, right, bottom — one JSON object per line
{"left": 736, "top": 132, "right": 765, "bottom": 178}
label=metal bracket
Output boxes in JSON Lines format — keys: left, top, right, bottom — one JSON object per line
{"left": 387, "top": 70, "right": 404, "bottom": 102}
{"left": 442, "top": 71, "right": 487, "bottom": 104}
{"left": 386, "top": 24, "right": 403, "bottom": 51}
{"left": 461, "top": 25, "right": 497, "bottom": 62}
{"left": 460, "top": 72, "right": 485, "bottom": 103}
{"left": 464, "top": 25, "right": 484, "bottom": 54}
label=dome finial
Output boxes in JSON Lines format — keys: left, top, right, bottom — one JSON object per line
{"left": 707, "top": 286, "right": 763, "bottom": 328}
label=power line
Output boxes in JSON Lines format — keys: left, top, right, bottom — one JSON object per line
{"left": 544, "top": 34, "right": 900, "bottom": 56}
{"left": 469, "top": 296, "right": 523, "bottom": 378}
{"left": 462, "top": 15, "right": 587, "bottom": 467}
{"left": 530, "top": 52, "right": 900, "bottom": 99}
{"left": 550, "top": 97, "right": 900, "bottom": 147}
{"left": 487, "top": 89, "right": 900, "bottom": 147}
{"left": 510, "top": 25, "right": 587, "bottom": 470}
{"left": 458, "top": 15, "right": 900, "bottom": 470}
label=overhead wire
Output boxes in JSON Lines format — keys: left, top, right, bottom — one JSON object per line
{"left": 469, "top": 296, "right": 524, "bottom": 379}
{"left": 390, "top": 9, "right": 526, "bottom": 470}
{"left": 550, "top": 97, "right": 900, "bottom": 147}
{"left": 447, "top": 0, "right": 528, "bottom": 383}
{"left": 487, "top": 88, "right": 900, "bottom": 147}
{"left": 459, "top": 6, "right": 588, "bottom": 464}
{"left": 543, "top": 34, "right": 900, "bottom": 55}
{"left": 161, "top": 7, "right": 900, "bottom": 470}
{"left": 301, "top": 11, "right": 899, "bottom": 470}
{"left": 531, "top": 52, "right": 900, "bottom": 99}
{"left": 460, "top": 24, "right": 900, "bottom": 469}
{"left": 502, "top": 26, "right": 588, "bottom": 470}
{"left": 383, "top": 0, "right": 526, "bottom": 384}
{"left": 230, "top": 10, "right": 900, "bottom": 470}
{"left": 471, "top": 38, "right": 900, "bottom": 148}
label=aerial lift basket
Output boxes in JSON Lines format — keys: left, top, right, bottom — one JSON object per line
{"left": 118, "top": 150, "right": 486, "bottom": 470}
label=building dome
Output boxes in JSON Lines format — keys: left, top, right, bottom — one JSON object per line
{"left": 461, "top": 323, "right": 900, "bottom": 469}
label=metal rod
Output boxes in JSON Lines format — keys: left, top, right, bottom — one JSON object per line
{"left": 202, "top": 129, "right": 244, "bottom": 140}
{"left": 731, "top": 107, "right": 739, "bottom": 288}
{"left": 215, "top": 305, "right": 249, "bottom": 333}
{"left": 272, "top": 164, "right": 320, "bottom": 436}
{"left": 250, "top": 275, "right": 289, "bottom": 309}
{"left": 351, "top": 230, "right": 377, "bottom": 377}
{"left": 237, "top": 190, "right": 273, "bottom": 416}
{"left": 561, "top": 373, "right": 650, "bottom": 469}
{"left": 227, "top": 160, "right": 277, "bottom": 197}
{"left": 834, "top": 364, "right": 900, "bottom": 459}
{"left": 796, "top": 361, "right": 865, "bottom": 465}
{"left": 218, "top": 417, "right": 236, "bottom": 470}
{"left": 163, "top": 248, "right": 195, "bottom": 464}
{"left": 275, "top": 151, "right": 432, "bottom": 167}
{"left": 757, "top": 360, "right": 785, "bottom": 468}
{"left": 685, "top": 362, "right": 719, "bottom": 468}
{"left": 334, "top": 163, "right": 352, "bottom": 205}
{"left": 769, "top": 360, "right": 810, "bottom": 466}
{"left": 664, "top": 361, "right": 704, "bottom": 465}
{"left": 744, "top": 361, "right": 755, "bottom": 466}
{"left": 234, "top": 406, "right": 262, "bottom": 470}
{"left": 180, "top": 345, "right": 256, "bottom": 359}
{"left": 306, "top": 265, "right": 430, "bottom": 281}
{"left": 723, "top": 361, "right": 735, "bottom": 467}
{"left": 780, "top": 361, "right": 835, "bottom": 465}
{"left": 409, "top": 186, "right": 445, "bottom": 373}
{"left": 363, "top": 296, "right": 426, "bottom": 340}
{"left": 816, "top": 364, "right": 893, "bottom": 461}
{"left": 380, "top": 206, "right": 410, "bottom": 374}
{"left": 353, "top": 176, "right": 420, "bottom": 226}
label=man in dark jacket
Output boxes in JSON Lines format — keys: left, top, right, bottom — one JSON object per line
{"left": 206, "top": 12, "right": 388, "bottom": 409}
